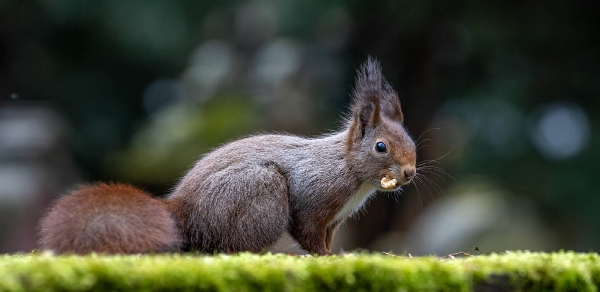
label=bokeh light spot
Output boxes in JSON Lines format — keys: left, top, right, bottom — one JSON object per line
{"left": 531, "top": 102, "right": 590, "bottom": 160}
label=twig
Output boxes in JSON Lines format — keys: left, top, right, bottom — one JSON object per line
{"left": 382, "top": 251, "right": 413, "bottom": 258}
{"left": 438, "top": 252, "right": 471, "bottom": 259}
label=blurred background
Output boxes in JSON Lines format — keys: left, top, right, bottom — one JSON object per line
{"left": 1, "top": 0, "right": 599, "bottom": 255}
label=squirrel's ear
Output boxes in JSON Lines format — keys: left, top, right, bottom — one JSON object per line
{"left": 349, "top": 57, "right": 383, "bottom": 139}
{"left": 382, "top": 81, "right": 403, "bottom": 122}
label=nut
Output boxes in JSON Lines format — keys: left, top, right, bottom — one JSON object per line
{"left": 380, "top": 175, "right": 397, "bottom": 189}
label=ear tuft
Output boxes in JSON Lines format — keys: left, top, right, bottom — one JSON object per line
{"left": 349, "top": 56, "right": 382, "bottom": 139}
{"left": 349, "top": 56, "right": 403, "bottom": 141}
{"left": 352, "top": 56, "right": 383, "bottom": 106}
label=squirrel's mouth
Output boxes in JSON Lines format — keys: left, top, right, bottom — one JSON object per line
{"left": 377, "top": 165, "right": 416, "bottom": 191}
{"left": 377, "top": 173, "right": 413, "bottom": 191}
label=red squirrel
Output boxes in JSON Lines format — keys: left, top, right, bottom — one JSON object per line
{"left": 39, "top": 57, "right": 417, "bottom": 255}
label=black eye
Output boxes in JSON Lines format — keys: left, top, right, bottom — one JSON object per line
{"left": 375, "top": 142, "right": 387, "bottom": 153}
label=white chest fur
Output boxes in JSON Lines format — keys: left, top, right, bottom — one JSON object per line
{"left": 333, "top": 183, "right": 377, "bottom": 223}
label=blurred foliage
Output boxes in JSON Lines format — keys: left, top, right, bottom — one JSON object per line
{"left": 108, "top": 96, "right": 263, "bottom": 185}
{"left": 1, "top": 0, "right": 599, "bottom": 252}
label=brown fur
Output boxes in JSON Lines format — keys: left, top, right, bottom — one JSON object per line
{"left": 38, "top": 57, "right": 416, "bottom": 255}
{"left": 39, "top": 183, "right": 180, "bottom": 254}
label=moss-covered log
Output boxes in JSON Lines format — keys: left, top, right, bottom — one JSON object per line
{"left": 1, "top": 251, "right": 598, "bottom": 291}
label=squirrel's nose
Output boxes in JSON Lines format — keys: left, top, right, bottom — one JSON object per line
{"left": 403, "top": 168, "right": 416, "bottom": 181}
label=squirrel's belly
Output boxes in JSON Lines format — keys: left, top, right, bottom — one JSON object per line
{"left": 333, "top": 183, "right": 377, "bottom": 223}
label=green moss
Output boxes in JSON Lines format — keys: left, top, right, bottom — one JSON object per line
{"left": 1, "top": 251, "right": 599, "bottom": 291}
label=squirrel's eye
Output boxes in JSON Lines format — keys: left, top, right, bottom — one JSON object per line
{"left": 375, "top": 142, "right": 387, "bottom": 153}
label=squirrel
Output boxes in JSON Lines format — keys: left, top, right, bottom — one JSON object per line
{"left": 38, "top": 57, "right": 417, "bottom": 255}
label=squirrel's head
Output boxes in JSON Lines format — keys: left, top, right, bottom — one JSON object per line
{"left": 347, "top": 57, "right": 416, "bottom": 191}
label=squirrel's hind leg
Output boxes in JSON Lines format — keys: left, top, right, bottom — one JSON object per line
{"left": 191, "top": 162, "right": 290, "bottom": 253}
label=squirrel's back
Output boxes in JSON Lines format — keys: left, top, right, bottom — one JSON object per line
{"left": 39, "top": 183, "right": 180, "bottom": 254}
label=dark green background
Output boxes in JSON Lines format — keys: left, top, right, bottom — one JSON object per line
{"left": 1, "top": 0, "right": 598, "bottom": 253}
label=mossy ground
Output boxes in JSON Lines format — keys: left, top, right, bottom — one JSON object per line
{"left": 1, "top": 251, "right": 599, "bottom": 291}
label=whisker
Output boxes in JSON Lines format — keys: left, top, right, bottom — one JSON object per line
{"left": 416, "top": 159, "right": 445, "bottom": 168}
{"left": 433, "top": 148, "right": 454, "bottom": 162}
{"left": 417, "top": 159, "right": 439, "bottom": 167}
{"left": 417, "top": 144, "right": 430, "bottom": 152}
{"left": 417, "top": 166, "right": 459, "bottom": 183}
{"left": 408, "top": 178, "right": 424, "bottom": 210}
{"left": 416, "top": 148, "right": 455, "bottom": 166}
{"left": 414, "top": 127, "right": 441, "bottom": 146}
{"left": 388, "top": 188, "right": 404, "bottom": 203}
{"left": 418, "top": 165, "right": 446, "bottom": 171}
{"left": 417, "top": 168, "right": 448, "bottom": 182}
{"left": 416, "top": 138, "right": 434, "bottom": 148}
{"left": 418, "top": 166, "right": 450, "bottom": 176}
{"left": 416, "top": 173, "right": 446, "bottom": 199}
{"left": 413, "top": 174, "right": 436, "bottom": 203}
{"left": 412, "top": 177, "right": 427, "bottom": 210}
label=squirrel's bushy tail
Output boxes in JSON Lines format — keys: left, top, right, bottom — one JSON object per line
{"left": 39, "top": 183, "right": 180, "bottom": 254}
